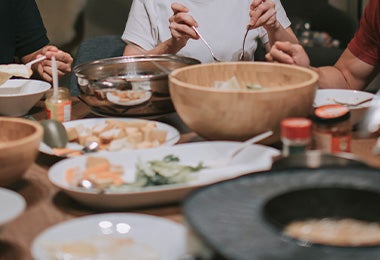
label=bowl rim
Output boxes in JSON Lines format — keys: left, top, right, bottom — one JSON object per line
{"left": 0, "top": 117, "right": 43, "bottom": 148}
{"left": 0, "top": 79, "right": 51, "bottom": 97}
{"left": 168, "top": 61, "right": 319, "bottom": 93}
{"left": 73, "top": 54, "right": 201, "bottom": 78}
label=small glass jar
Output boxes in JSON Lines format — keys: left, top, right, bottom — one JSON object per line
{"left": 45, "top": 87, "right": 72, "bottom": 122}
{"left": 281, "top": 117, "right": 312, "bottom": 157}
{"left": 312, "top": 104, "right": 351, "bottom": 153}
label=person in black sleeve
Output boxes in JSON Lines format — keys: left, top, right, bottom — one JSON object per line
{"left": 0, "top": 0, "right": 73, "bottom": 82}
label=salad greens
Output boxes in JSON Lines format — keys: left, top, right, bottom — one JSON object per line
{"left": 108, "top": 154, "right": 205, "bottom": 192}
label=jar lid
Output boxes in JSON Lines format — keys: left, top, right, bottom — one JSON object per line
{"left": 281, "top": 117, "right": 312, "bottom": 139}
{"left": 312, "top": 104, "right": 350, "bottom": 124}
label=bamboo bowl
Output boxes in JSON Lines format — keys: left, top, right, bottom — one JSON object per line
{"left": 0, "top": 117, "right": 43, "bottom": 186}
{"left": 169, "top": 62, "right": 319, "bottom": 143}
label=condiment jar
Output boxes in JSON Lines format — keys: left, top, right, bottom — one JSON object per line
{"left": 281, "top": 117, "right": 312, "bottom": 157}
{"left": 312, "top": 104, "right": 351, "bottom": 153}
{"left": 45, "top": 87, "right": 72, "bottom": 122}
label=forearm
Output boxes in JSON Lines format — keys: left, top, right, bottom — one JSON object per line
{"left": 265, "top": 24, "right": 298, "bottom": 50}
{"left": 123, "top": 38, "right": 185, "bottom": 56}
{"left": 315, "top": 49, "right": 374, "bottom": 90}
{"left": 313, "top": 66, "right": 351, "bottom": 89}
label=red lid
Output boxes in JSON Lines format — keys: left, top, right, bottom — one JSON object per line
{"left": 313, "top": 104, "right": 350, "bottom": 124}
{"left": 281, "top": 118, "right": 312, "bottom": 139}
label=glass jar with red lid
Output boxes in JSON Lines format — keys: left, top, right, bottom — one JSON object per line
{"left": 281, "top": 117, "right": 312, "bottom": 157}
{"left": 312, "top": 104, "right": 351, "bottom": 153}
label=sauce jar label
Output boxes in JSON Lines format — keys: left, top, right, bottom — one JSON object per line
{"left": 45, "top": 100, "right": 71, "bottom": 122}
{"left": 314, "top": 131, "right": 351, "bottom": 153}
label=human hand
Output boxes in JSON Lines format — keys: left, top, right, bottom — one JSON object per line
{"left": 265, "top": 41, "right": 311, "bottom": 67}
{"left": 35, "top": 45, "right": 73, "bottom": 82}
{"left": 248, "top": 0, "right": 279, "bottom": 31}
{"left": 169, "top": 3, "right": 199, "bottom": 49}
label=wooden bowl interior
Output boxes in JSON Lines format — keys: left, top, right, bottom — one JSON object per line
{"left": 170, "top": 62, "right": 315, "bottom": 90}
{"left": 0, "top": 120, "right": 38, "bottom": 143}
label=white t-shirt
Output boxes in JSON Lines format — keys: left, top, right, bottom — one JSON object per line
{"left": 122, "top": 0, "right": 291, "bottom": 63}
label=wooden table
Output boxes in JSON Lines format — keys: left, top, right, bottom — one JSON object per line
{"left": 1, "top": 98, "right": 380, "bottom": 260}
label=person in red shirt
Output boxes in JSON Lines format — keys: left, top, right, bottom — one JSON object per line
{"left": 266, "top": 0, "right": 380, "bottom": 90}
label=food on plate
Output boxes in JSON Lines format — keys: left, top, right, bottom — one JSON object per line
{"left": 66, "top": 156, "right": 124, "bottom": 189}
{"left": 66, "top": 155, "right": 205, "bottom": 192}
{"left": 110, "top": 90, "right": 149, "bottom": 103}
{"left": 43, "top": 236, "right": 160, "bottom": 260}
{"left": 54, "top": 119, "right": 168, "bottom": 156}
{"left": 284, "top": 218, "right": 380, "bottom": 246}
{"left": 214, "top": 76, "right": 265, "bottom": 91}
{"left": 133, "top": 154, "right": 205, "bottom": 187}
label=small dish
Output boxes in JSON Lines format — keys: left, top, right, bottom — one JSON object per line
{"left": 0, "top": 79, "right": 51, "bottom": 116}
{"left": 31, "top": 213, "right": 188, "bottom": 260}
{"left": 0, "top": 188, "right": 26, "bottom": 228}
{"left": 314, "top": 89, "right": 375, "bottom": 126}
{"left": 48, "top": 141, "right": 280, "bottom": 209}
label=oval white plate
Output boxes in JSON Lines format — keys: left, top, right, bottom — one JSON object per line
{"left": 48, "top": 141, "right": 280, "bottom": 209}
{"left": 0, "top": 188, "right": 26, "bottom": 227}
{"left": 39, "top": 118, "right": 180, "bottom": 156}
{"left": 31, "top": 213, "right": 187, "bottom": 260}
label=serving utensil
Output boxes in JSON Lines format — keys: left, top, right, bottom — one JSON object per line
{"left": 207, "top": 130, "right": 273, "bottom": 167}
{"left": 334, "top": 97, "right": 373, "bottom": 107}
{"left": 239, "top": 28, "right": 249, "bottom": 61}
{"left": 192, "top": 26, "right": 221, "bottom": 62}
{"left": 26, "top": 55, "right": 46, "bottom": 68}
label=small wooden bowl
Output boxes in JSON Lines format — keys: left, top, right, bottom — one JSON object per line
{"left": 0, "top": 117, "right": 43, "bottom": 186}
{"left": 169, "top": 62, "right": 319, "bottom": 143}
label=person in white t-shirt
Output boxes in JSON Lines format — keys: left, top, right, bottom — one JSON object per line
{"left": 121, "top": 0, "right": 297, "bottom": 63}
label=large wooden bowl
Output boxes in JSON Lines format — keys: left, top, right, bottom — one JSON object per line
{"left": 169, "top": 62, "right": 319, "bottom": 143}
{"left": 0, "top": 117, "right": 43, "bottom": 186}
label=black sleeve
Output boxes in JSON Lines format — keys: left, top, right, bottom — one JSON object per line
{"left": 13, "top": 0, "right": 50, "bottom": 59}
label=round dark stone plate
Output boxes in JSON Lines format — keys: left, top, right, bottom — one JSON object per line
{"left": 183, "top": 166, "right": 380, "bottom": 260}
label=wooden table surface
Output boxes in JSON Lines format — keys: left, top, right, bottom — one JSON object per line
{"left": 0, "top": 98, "right": 380, "bottom": 260}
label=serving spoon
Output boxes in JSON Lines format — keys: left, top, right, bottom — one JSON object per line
{"left": 207, "top": 130, "right": 273, "bottom": 168}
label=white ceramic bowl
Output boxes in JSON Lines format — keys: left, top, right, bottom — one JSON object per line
{"left": 0, "top": 188, "right": 25, "bottom": 228}
{"left": 314, "top": 89, "right": 375, "bottom": 126}
{"left": 0, "top": 79, "right": 51, "bottom": 116}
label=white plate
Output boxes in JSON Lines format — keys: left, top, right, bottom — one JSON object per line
{"left": 0, "top": 188, "right": 26, "bottom": 227}
{"left": 314, "top": 89, "right": 374, "bottom": 108}
{"left": 31, "top": 213, "right": 187, "bottom": 260}
{"left": 314, "top": 89, "right": 375, "bottom": 125}
{"left": 48, "top": 141, "right": 280, "bottom": 209}
{"left": 39, "top": 118, "right": 180, "bottom": 156}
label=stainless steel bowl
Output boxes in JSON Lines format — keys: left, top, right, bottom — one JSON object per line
{"left": 74, "top": 55, "right": 200, "bottom": 117}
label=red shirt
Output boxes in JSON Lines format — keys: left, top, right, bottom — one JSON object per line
{"left": 348, "top": 0, "right": 380, "bottom": 66}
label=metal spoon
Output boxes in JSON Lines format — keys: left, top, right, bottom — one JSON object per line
{"left": 239, "top": 28, "right": 249, "bottom": 61}
{"left": 192, "top": 26, "right": 221, "bottom": 62}
{"left": 59, "top": 141, "right": 100, "bottom": 157}
{"left": 78, "top": 178, "right": 105, "bottom": 194}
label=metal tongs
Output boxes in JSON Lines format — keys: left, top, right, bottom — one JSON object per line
{"left": 359, "top": 89, "right": 380, "bottom": 154}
